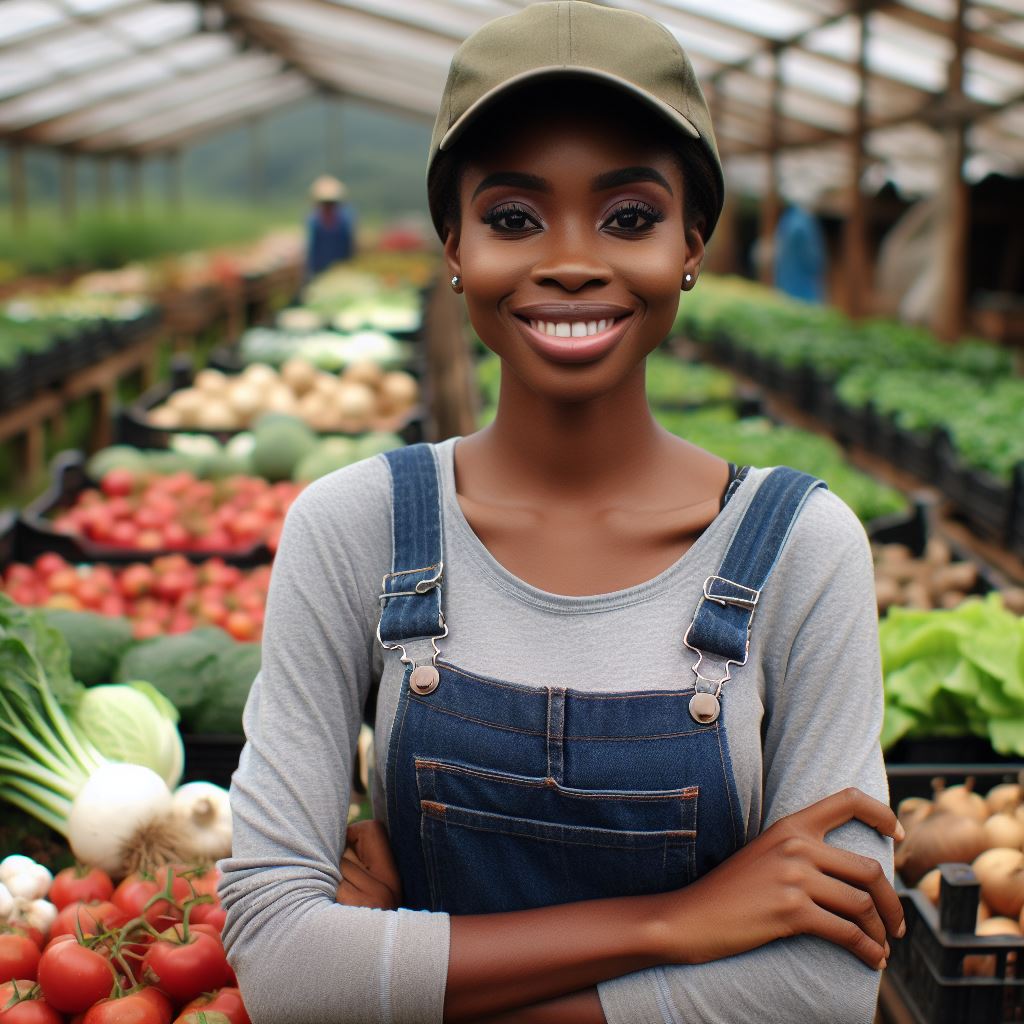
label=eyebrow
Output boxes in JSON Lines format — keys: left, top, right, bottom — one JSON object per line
{"left": 472, "top": 166, "right": 673, "bottom": 200}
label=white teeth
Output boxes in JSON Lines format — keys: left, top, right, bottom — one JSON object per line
{"left": 527, "top": 318, "right": 617, "bottom": 337}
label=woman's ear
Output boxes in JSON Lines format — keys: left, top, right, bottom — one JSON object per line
{"left": 682, "top": 222, "right": 706, "bottom": 290}
{"left": 443, "top": 226, "right": 462, "bottom": 286}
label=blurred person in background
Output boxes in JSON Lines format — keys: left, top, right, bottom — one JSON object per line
{"left": 305, "top": 174, "right": 356, "bottom": 279}
{"left": 774, "top": 202, "right": 828, "bottom": 303}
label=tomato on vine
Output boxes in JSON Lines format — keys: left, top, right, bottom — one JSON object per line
{"left": 49, "top": 867, "right": 115, "bottom": 911}
{"left": 0, "top": 934, "right": 40, "bottom": 984}
{"left": 0, "top": 981, "right": 62, "bottom": 1024}
{"left": 37, "top": 939, "right": 117, "bottom": 1014}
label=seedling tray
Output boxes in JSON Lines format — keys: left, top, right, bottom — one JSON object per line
{"left": 182, "top": 734, "right": 246, "bottom": 789}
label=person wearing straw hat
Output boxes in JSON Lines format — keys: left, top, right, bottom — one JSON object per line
{"left": 220, "top": 5, "right": 902, "bottom": 1022}
{"left": 305, "top": 173, "right": 356, "bottom": 279}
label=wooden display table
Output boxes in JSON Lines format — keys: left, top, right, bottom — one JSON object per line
{"left": 0, "top": 328, "right": 162, "bottom": 492}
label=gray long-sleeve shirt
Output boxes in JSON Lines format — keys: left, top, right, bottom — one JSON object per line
{"left": 219, "top": 436, "right": 892, "bottom": 1024}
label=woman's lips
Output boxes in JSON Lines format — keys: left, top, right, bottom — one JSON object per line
{"left": 514, "top": 313, "right": 632, "bottom": 364}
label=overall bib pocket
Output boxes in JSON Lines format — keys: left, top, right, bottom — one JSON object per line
{"left": 415, "top": 757, "right": 698, "bottom": 913}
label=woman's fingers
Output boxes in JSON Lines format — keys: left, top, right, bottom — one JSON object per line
{"left": 799, "top": 903, "right": 889, "bottom": 971}
{"left": 813, "top": 843, "right": 905, "bottom": 938}
{"left": 808, "top": 873, "right": 888, "bottom": 952}
{"left": 797, "top": 788, "right": 904, "bottom": 843}
{"left": 349, "top": 820, "right": 401, "bottom": 882}
{"left": 338, "top": 848, "right": 399, "bottom": 909}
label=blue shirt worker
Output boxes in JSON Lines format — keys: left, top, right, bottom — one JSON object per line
{"left": 306, "top": 175, "right": 356, "bottom": 278}
{"left": 774, "top": 204, "right": 827, "bottom": 303}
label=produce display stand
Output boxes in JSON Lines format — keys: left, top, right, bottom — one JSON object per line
{"left": 17, "top": 449, "right": 276, "bottom": 567}
{"left": 0, "top": 324, "right": 163, "bottom": 492}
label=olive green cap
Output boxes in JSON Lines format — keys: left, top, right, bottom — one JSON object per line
{"left": 427, "top": 0, "right": 724, "bottom": 239}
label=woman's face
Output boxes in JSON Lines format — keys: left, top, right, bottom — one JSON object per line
{"left": 445, "top": 98, "right": 703, "bottom": 404}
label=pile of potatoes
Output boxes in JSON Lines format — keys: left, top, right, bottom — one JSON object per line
{"left": 897, "top": 778, "right": 1024, "bottom": 975}
{"left": 874, "top": 539, "right": 1024, "bottom": 615}
{"left": 146, "top": 358, "right": 419, "bottom": 435}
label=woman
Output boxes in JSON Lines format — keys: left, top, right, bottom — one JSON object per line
{"left": 219, "top": 5, "right": 904, "bottom": 1023}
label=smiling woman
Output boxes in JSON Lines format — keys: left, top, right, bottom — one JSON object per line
{"left": 217, "top": 5, "right": 903, "bottom": 1024}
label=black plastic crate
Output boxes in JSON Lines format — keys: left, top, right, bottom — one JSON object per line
{"left": 867, "top": 497, "right": 933, "bottom": 556}
{"left": 1010, "top": 465, "right": 1024, "bottom": 563}
{"left": 182, "top": 734, "right": 246, "bottom": 789}
{"left": 897, "top": 426, "right": 939, "bottom": 482}
{"left": 935, "top": 431, "right": 970, "bottom": 510}
{"left": 875, "top": 412, "right": 904, "bottom": 469}
{"left": 17, "top": 449, "right": 275, "bottom": 568}
{"left": 961, "top": 467, "right": 1014, "bottom": 544}
{"left": 887, "top": 865, "right": 1024, "bottom": 1024}
{"left": 0, "top": 354, "right": 35, "bottom": 407}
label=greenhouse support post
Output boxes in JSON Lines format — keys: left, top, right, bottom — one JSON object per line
{"left": 933, "top": 0, "right": 970, "bottom": 342}
{"left": 60, "top": 150, "right": 77, "bottom": 225}
{"left": 128, "top": 154, "right": 143, "bottom": 211}
{"left": 9, "top": 143, "right": 27, "bottom": 232}
{"left": 758, "top": 48, "right": 782, "bottom": 287}
{"left": 843, "top": 3, "right": 870, "bottom": 320}
{"left": 96, "top": 155, "right": 110, "bottom": 210}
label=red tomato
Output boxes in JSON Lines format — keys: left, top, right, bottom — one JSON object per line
{"left": 109, "top": 522, "right": 140, "bottom": 548}
{"left": 50, "top": 901, "right": 127, "bottom": 941}
{"left": 141, "top": 930, "right": 228, "bottom": 1005}
{"left": 176, "top": 866, "right": 220, "bottom": 900}
{"left": 82, "top": 991, "right": 167, "bottom": 1024}
{"left": 0, "top": 980, "right": 62, "bottom": 1024}
{"left": 172, "top": 1012, "right": 232, "bottom": 1024}
{"left": 185, "top": 904, "right": 225, "bottom": 932}
{"left": 0, "top": 936, "right": 39, "bottom": 985}
{"left": 33, "top": 554, "right": 67, "bottom": 579}
{"left": 37, "top": 940, "right": 116, "bottom": 1013}
{"left": 130, "top": 988, "right": 172, "bottom": 1024}
{"left": 180, "top": 989, "right": 249, "bottom": 1024}
{"left": 1, "top": 927, "right": 41, "bottom": 954}
{"left": 100, "top": 470, "right": 136, "bottom": 498}
{"left": 49, "top": 867, "right": 115, "bottom": 911}
{"left": 112, "top": 870, "right": 190, "bottom": 929}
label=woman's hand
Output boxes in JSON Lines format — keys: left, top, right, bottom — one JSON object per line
{"left": 336, "top": 819, "right": 403, "bottom": 910}
{"left": 658, "top": 788, "right": 905, "bottom": 970}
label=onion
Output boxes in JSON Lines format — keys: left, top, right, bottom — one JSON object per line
{"left": 194, "top": 369, "right": 228, "bottom": 395}
{"left": 988, "top": 783, "right": 1023, "bottom": 816}
{"left": 933, "top": 779, "right": 988, "bottom": 822}
{"left": 898, "top": 796, "right": 934, "bottom": 833}
{"left": 963, "top": 917, "right": 1021, "bottom": 978}
{"left": 894, "top": 812, "right": 989, "bottom": 885}
{"left": 983, "top": 813, "right": 1024, "bottom": 851}
{"left": 973, "top": 848, "right": 1024, "bottom": 919}
{"left": 66, "top": 763, "right": 174, "bottom": 877}
{"left": 917, "top": 868, "right": 942, "bottom": 906}
{"left": 281, "top": 358, "right": 319, "bottom": 397}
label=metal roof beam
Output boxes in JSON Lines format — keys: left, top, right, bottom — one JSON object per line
{"left": 25, "top": 53, "right": 287, "bottom": 147}
{"left": 0, "top": 0, "right": 157, "bottom": 50}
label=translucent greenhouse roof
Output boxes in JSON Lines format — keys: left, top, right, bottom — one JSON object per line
{"left": 1, "top": 0, "right": 1022, "bottom": 194}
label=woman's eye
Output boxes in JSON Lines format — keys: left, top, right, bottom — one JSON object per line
{"left": 604, "top": 203, "right": 663, "bottom": 232}
{"left": 483, "top": 204, "right": 538, "bottom": 232}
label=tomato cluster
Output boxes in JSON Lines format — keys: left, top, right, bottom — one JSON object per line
{"left": 50, "top": 471, "right": 301, "bottom": 556}
{"left": 3, "top": 555, "right": 272, "bottom": 642}
{"left": 0, "top": 865, "right": 246, "bottom": 1024}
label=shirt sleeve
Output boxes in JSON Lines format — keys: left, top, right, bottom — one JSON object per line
{"left": 597, "top": 490, "right": 892, "bottom": 1024}
{"left": 217, "top": 457, "right": 451, "bottom": 1024}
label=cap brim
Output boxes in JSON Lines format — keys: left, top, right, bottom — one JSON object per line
{"left": 439, "top": 66, "right": 701, "bottom": 153}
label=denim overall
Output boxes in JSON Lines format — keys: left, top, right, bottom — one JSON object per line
{"left": 378, "top": 445, "right": 824, "bottom": 915}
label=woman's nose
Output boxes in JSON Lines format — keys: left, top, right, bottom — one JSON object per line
{"left": 529, "top": 233, "right": 612, "bottom": 293}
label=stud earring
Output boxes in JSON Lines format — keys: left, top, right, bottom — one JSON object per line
{"left": 684, "top": 273, "right": 693, "bottom": 285}
{"left": 450, "top": 275, "right": 463, "bottom": 293}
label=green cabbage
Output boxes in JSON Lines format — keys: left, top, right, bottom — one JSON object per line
{"left": 70, "top": 681, "right": 184, "bottom": 789}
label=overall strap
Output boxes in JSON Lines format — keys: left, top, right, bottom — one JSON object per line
{"left": 685, "top": 466, "right": 826, "bottom": 719}
{"left": 377, "top": 445, "right": 447, "bottom": 662}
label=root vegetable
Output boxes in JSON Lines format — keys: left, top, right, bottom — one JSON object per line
{"left": 378, "top": 371, "right": 418, "bottom": 414}
{"left": 933, "top": 563, "right": 978, "bottom": 595}
{"left": 875, "top": 578, "right": 901, "bottom": 613}
{"left": 194, "top": 369, "right": 228, "bottom": 395}
{"left": 917, "top": 868, "right": 941, "bottom": 906}
{"left": 894, "top": 812, "right": 989, "bottom": 885}
{"left": 904, "top": 581, "right": 933, "bottom": 610}
{"left": 983, "top": 813, "right": 1024, "bottom": 851}
{"left": 988, "top": 783, "right": 1023, "bottom": 816}
{"left": 933, "top": 779, "right": 988, "bottom": 822}
{"left": 980, "top": 900, "right": 992, "bottom": 924}
{"left": 897, "top": 796, "right": 934, "bottom": 833}
{"left": 281, "top": 358, "right": 318, "bottom": 396}
{"left": 343, "top": 361, "right": 385, "bottom": 390}
{"left": 925, "top": 537, "right": 953, "bottom": 566}
{"left": 963, "top": 917, "right": 1021, "bottom": 978}
{"left": 973, "top": 848, "right": 1024, "bottom": 919}
{"left": 1004, "top": 588, "right": 1024, "bottom": 615}
{"left": 66, "top": 762, "right": 174, "bottom": 877}
{"left": 171, "top": 781, "right": 232, "bottom": 861}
